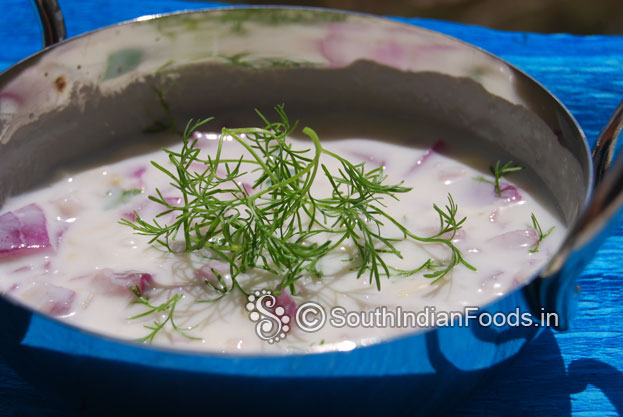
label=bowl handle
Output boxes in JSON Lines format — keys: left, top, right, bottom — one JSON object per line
{"left": 593, "top": 100, "right": 623, "bottom": 185}
{"left": 32, "top": 0, "right": 66, "bottom": 47}
{"left": 536, "top": 99, "right": 623, "bottom": 330}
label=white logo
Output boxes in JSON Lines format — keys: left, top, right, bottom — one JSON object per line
{"left": 245, "top": 290, "right": 291, "bottom": 344}
{"left": 295, "top": 301, "right": 326, "bottom": 333}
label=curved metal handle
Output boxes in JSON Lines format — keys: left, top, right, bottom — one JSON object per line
{"left": 593, "top": 100, "right": 623, "bottom": 185}
{"left": 536, "top": 99, "right": 623, "bottom": 330}
{"left": 32, "top": 0, "right": 66, "bottom": 47}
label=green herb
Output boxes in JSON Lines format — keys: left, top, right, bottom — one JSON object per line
{"left": 474, "top": 160, "right": 523, "bottom": 196}
{"left": 154, "top": 86, "right": 178, "bottom": 134}
{"left": 129, "top": 287, "right": 199, "bottom": 343}
{"left": 155, "top": 59, "right": 175, "bottom": 75}
{"left": 217, "top": 9, "right": 347, "bottom": 34}
{"left": 103, "top": 48, "right": 142, "bottom": 81}
{"left": 143, "top": 86, "right": 179, "bottom": 134}
{"left": 154, "top": 9, "right": 347, "bottom": 40}
{"left": 220, "top": 52, "right": 318, "bottom": 70}
{"left": 119, "top": 188, "right": 142, "bottom": 203}
{"left": 121, "top": 106, "right": 475, "bottom": 297}
{"left": 529, "top": 213, "right": 554, "bottom": 253}
{"left": 105, "top": 188, "right": 141, "bottom": 209}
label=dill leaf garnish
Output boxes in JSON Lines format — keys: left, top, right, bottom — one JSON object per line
{"left": 121, "top": 106, "right": 475, "bottom": 297}
{"left": 129, "top": 287, "right": 199, "bottom": 342}
{"left": 529, "top": 213, "right": 554, "bottom": 253}
{"left": 474, "top": 160, "right": 523, "bottom": 196}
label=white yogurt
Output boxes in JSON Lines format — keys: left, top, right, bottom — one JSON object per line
{"left": 0, "top": 127, "right": 566, "bottom": 353}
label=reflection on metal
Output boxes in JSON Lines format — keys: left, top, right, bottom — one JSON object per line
{"left": 593, "top": 100, "right": 623, "bottom": 185}
{"left": 540, "top": 99, "right": 623, "bottom": 330}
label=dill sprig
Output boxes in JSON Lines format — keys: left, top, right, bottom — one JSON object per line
{"left": 475, "top": 160, "right": 523, "bottom": 196}
{"left": 529, "top": 213, "right": 554, "bottom": 253}
{"left": 129, "top": 287, "right": 200, "bottom": 342}
{"left": 121, "top": 106, "right": 475, "bottom": 296}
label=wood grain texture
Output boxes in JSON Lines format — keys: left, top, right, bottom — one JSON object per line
{"left": 1, "top": 1, "right": 622, "bottom": 416}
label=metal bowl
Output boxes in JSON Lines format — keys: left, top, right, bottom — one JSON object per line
{"left": 0, "top": 3, "right": 621, "bottom": 415}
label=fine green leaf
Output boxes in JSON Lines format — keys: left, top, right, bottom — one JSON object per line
{"left": 529, "top": 213, "right": 555, "bottom": 253}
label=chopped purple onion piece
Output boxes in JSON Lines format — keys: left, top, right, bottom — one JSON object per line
{"left": 0, "top": 204, "right": 51, "bottom": 258}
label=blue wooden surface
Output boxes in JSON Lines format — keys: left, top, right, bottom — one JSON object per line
{"left": 1, "top": 1, "right": 622, "bottom": 416}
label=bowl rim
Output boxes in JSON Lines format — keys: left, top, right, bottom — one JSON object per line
{"left": 0, "top": 4, "right": 594, "bottom": 363}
